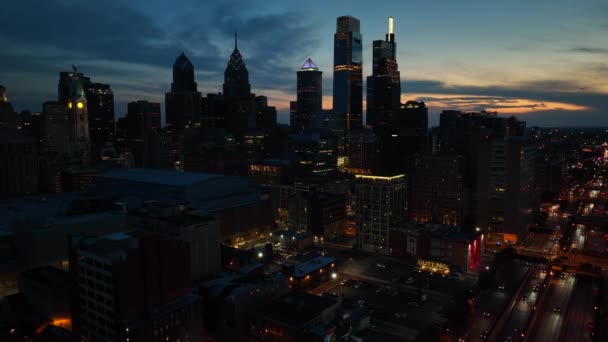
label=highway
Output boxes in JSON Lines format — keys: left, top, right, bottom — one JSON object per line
{"left": 495, "top": 266, "right": 546, "bottom": 342}
{"left": 559, "top": 278, "right": 596, "bottom": 342}
{"left": 526, "top": 273, "right": 576, "bottom": 342}
{"left": 467, "top": 264, "right": 529, "bottom": 342}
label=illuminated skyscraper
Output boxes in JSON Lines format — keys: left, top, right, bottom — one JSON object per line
{"left": 165, "top": 52, "right": 203, "bottom": 132}
{"left": 293, "top": 58, "right": 322, "bottom": 132}
{"left": 367, "top": 17, "right": 401, "bottom": 128}
{"left": 333, "top": 16, "right": 363, "bottom": 132}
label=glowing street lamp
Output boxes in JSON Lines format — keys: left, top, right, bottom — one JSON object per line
{"left": 331, "top": 272, "right": 338, "bottom": 279}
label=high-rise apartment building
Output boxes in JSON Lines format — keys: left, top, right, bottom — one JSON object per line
{"left": 333, "top": 16, "right": 363, "bottom": 132}
{"left": 355, "top": 174, "right": 407, "bottom": 252}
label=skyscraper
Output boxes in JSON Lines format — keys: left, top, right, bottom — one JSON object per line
{"left": 293, "top": 58, "right": 322, "bottom": 132}
{"left": 367, "top": 17, "right": 401, "bottom": 128}
{"left": 223, "top": 33, "right": 255, "bottom": 137}
{"left": 165, "top": 52, "right": 203, "bottom": 132}
{"left": 224, "top": 33, "right": 251, "bottom": 98}
{"left": 333, "top": 16, "right": 363, "bottom": 132}
{"left": 84, "top": 81, "right": 115, "bottom": 157}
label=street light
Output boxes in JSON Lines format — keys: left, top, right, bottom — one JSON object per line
{"left": 257, "top": 252, "right": 263, "bottom": 259}
{"left": 331, "top": 272, "right": 338, "bottom": 279}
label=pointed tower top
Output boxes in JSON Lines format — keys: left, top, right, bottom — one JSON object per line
{"left": 301, "top": 58, "right": 319, "bottom": 71}
{"left": 234, "top": 32, "right": 238, "bottom": 50}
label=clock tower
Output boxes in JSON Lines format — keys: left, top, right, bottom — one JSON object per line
{"left": 66, "top": 65, "right": 90, "bottom": 162}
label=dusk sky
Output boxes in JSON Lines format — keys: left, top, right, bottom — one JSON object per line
{"left": 1, "top": 0, "right": 607, "bottom": 126}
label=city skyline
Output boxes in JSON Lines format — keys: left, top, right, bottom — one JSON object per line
{"left": 1, "top": 0, "right": 607, "bottom": 126}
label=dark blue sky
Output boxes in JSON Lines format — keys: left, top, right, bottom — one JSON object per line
{"left": 1, "top": 0, "right": 607, "bottom": 126}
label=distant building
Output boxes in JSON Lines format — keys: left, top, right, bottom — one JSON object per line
{"left": 128, "top": 202, "right": 221, "bottom": 281}
{"left": 389, "top": 222, "right": 482, "bottom": 272}
{"left": 94, "top": 168, "right": 274, "bottom": 241}
{"left": 288, "top": 192, "right": 346, "bottom": 239}
{"left": 0, "top": 88, "right": 40, "bottom": 197}
{"left": 293, "top": 58, "right": 322, "bottom": 132}
{"left": 69, "top": 232, "right": 202, "bottom": 342}
{"left": 223, "top": 34, "right": 256, "bottom": 137}
{"left": 356, "top": 174, "right": 407, "bottom": 252}
{"left": 83, "top": 81, "right": 115, "bottom": 159}
{"left": 410, "top": 154, "right": 465, "bottom": 226}
{"left": 346, "top": 128, "right": 377, "bottom": 173}
{"left": 250, "top": 291, "right": 340, "bottom": 341}
{"left": 56, "top": 168, "right": 99, "bottom": 193}
{"left": 333, "top": 16, "right": 363, "bottom": 132}
{"left": 42, "top": 101, "right": 70, "bottom": 157}
{"left": 289, "top": 132, "right": 338, "bottom": 183}
{"left": 200, "top": 263, "right": 289, "bottom": 341}
{"left": 122, "top": 100, "right": 169, "bottom": 168}
{"left": 366, "top": 17, "right": 400, "bottom": 128}
{"left": 165, "top": 52, "right": 202, "bottom": 133}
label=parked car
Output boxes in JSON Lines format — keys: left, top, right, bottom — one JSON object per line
{"left": 395, "top": 312, "right": 408, "bottom": 319}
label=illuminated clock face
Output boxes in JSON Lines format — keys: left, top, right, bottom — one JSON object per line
{"left": 68, "top": 102, "right": 73, "bottom": 109}
{"left": 77, "top": 102, "right": 84, "bottom": 109}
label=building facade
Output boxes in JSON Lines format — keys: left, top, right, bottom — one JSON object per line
{"left": 355, "top": 174, "right": 407, "bottom": 252}
{"left": 333, "top": 16, "right": 363, "bottom": 132}
{"left": 293, "top": 58, "right": 322, "bottom": 132}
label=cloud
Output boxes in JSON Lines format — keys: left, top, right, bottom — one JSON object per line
{"left": 567, "top": 47, "right": 608, "bottom": 54}
{"left": 0, "top": 0, "right": 320, "bottom": 118}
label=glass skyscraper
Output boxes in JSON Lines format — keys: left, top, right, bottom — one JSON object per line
{"left": 293, "top": 58, "right": 322, "bottom": 132}
{"left": 367, "top": 17, "right": 401, "bottom": 128}
{"left": 333, "top": 16, "right": 363, "bottom": 132}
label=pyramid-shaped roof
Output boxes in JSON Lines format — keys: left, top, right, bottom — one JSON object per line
{"left": 301, "top": 58, "right": 318, "bottom": 71}
{"left": 174, "top": 52, "right": 194, "bottom": 71}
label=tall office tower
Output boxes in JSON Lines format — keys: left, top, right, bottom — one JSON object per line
{"left": 355, "top": 174, "right": 407, "bottom": 253}
{"left": 84, "top": 82, "right": 115, "bottom": 158}
{"left": 223, "top": 33, "right": 256, "bottom": 137}
{"left": 64, "top": 66, "right": 90, "bottom": 161}
{"left": 333, "top": 16, "right": 363, "bottom": 132}
{"left": 124, "top": 101, "right": 165, "bottom": 167}
{"left": 69, "top": 232, "right": 202, "bottom": 342}
{"left": 165, "top": 52, "right": 203, "bottom": 132}
{"left": 410, "top": 155, "right": 465, "bottom": 226}
{"left": 224, "top": 33, "right": 251, "bottom": 98}
{"left": 293, "top": 58, "right": 322, "bottom": 132}
{"left": 367, "top": 17, "right": 401, "bottom": 128}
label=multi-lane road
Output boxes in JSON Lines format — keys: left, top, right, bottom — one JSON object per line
{"left": 526, "top": 273, "right": 576, "bottom": 342}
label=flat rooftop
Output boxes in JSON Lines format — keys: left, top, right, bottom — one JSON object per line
{"left": 258, "top": 292, "right": 336, "bottom": 328}
{"left": 99, "top": 168, "right": 223, "bottom": 187}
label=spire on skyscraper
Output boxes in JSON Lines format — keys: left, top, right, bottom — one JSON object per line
{"left": 301, "top": 58, "right": 319, "bottom": 71}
